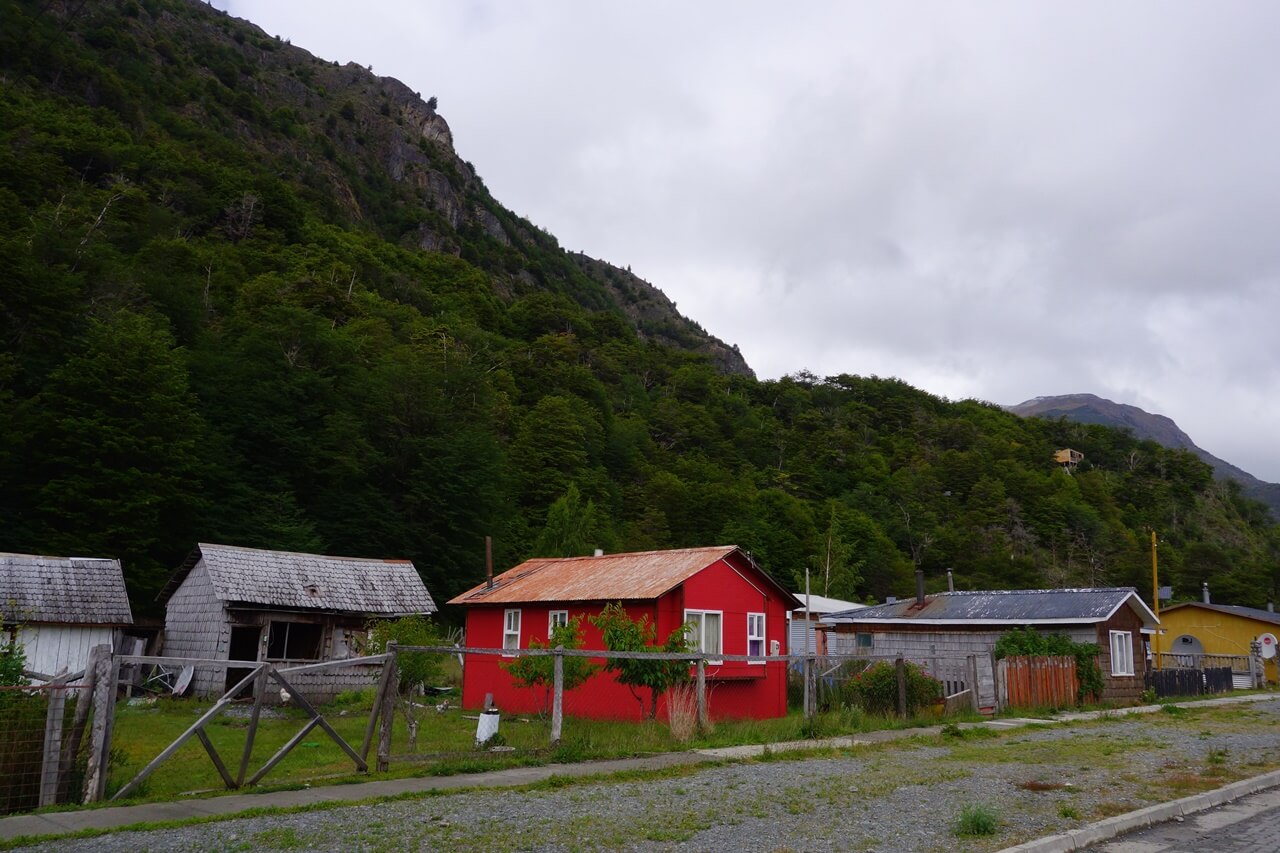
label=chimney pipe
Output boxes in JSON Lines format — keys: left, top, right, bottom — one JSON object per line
{"left": 947, "top": 569, "right": 954, "bottom": 593}
{"left": 594, "top": 548, "right": 604, "bottom": 557}
{"left": 915, "top": 569, "right": 925, "bottom": 607}
{"left": 1269, "top": 601, "right": 1275, "bottom": 614}
{"left": 1202, "top": 582, "right": 1210, "bottom": 604}
{"left": 485, "top": 536, "right": 493, "bottom": 590}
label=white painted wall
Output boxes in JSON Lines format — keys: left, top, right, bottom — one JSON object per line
{"left": 16, "top": 624, "right": 114, "bottom": 679}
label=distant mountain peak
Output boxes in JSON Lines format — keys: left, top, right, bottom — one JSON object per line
{"left": 1006, "top": 394, "right": 1280, "bottom": 518}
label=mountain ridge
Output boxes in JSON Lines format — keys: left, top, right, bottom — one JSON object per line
{"left": 1006, "top": 393, "right": 1280, "bottom": 518}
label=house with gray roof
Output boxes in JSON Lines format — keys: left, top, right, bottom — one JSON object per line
{"left": 1, "top": 552, "right": 133, "bottom": 680}
{"left": 157, "top": 543, "right": 436, "bottom": 698}
{"left": 821, "top": 586, "right": 1159, "bottom": 708}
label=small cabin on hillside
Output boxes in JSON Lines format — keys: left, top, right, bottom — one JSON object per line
{"left": 448, "top": 546, "right": 800, "bottom": 721}
{"left": 0, "top": 552, "right": 133, "bottom": 680}
{"left": 157, "top": 543, "right": 437, "bottom": 699}
{"left": 821, "top": 587, "right": 1158, "bottom": 709}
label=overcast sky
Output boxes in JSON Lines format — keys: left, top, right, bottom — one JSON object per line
{"left": 219, "top": 2, "right": 1280, "bottom": 482}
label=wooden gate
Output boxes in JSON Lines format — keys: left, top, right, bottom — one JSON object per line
{"left": 997, "top": 655, "right": 1078, "bottom": 709}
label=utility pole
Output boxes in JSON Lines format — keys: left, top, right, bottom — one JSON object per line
{"left": 1150, "top": 530, "right": 1160, "bottom": 660}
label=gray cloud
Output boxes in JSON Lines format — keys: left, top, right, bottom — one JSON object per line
{"left": 220, "top": 1, "right": 1280, "bottom": 481}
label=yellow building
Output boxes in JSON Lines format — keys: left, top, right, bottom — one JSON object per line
{"left": 1157, "top": 602, "right": 1279, "bottom": 683}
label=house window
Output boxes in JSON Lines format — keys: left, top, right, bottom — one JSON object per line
{"left": 548, "top": 610, "right": 569, "bottom": 635}
{"left": 856, "top": 632, "right": 874, "bottom": 648}
{"left": 503, "top": 609, "right": 521, "bottom": 654}
{"left": 266, "top": 621, "right": 323, "bottom": 660}
{"left": 1110, "top": 630, "right": 1134, "bottom": 676}
{"left": 747, "top": 613, "right": 766, "bottom": 662}
{"left": 685, "top": 610, "right": 722, "bottom": 662}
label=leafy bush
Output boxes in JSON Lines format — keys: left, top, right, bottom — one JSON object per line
{"left": 843, "top": 660, "right": 941, "bottom": 716}
{"left": 994, "top": 627, "right": 1103, "bottom": 704}
{"left": 503, "top": 616, "right": 597, "bottom": 716}
{"left": 0, "top": 639, "right": 26, "bottom": 687}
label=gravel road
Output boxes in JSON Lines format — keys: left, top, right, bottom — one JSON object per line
{"left": 19, "top": 702, "right": 1280, "bottom": 852}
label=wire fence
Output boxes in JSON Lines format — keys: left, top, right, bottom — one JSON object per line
{"left": 0, "top": 681, "right": 92, "bottom": 815}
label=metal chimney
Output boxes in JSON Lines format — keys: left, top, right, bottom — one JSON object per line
{"left": 1269, "top": 601, "right": 1275, "bottom": 614}
{"left": 1202, "top": 582, "right": 1210, "bottom": 604}
{"left": 947, "top": 569, "right": 955, "bottom": 593}
{"left": 594, "top": 548, "right": 604, "bottom": 557}
{"left": 915, "top": 569, "right": 926, "bottom": 607}
{"left": 485, "top": 536, "right": 494, "bottom": 590}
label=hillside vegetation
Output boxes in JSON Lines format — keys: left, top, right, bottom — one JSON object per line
{"left": 1, "top": 0, "right": 1276, "bottom": 616}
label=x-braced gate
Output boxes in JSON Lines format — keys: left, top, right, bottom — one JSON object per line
{"left": 110, "top": 653, "right": 395, "bottom": 800}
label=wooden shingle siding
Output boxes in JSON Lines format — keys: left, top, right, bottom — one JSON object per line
{"left": 162, "top": 558, "right": 230, "bottom": 696}
{"left": 0, "top": 553, "right": 131, "bottom": 624}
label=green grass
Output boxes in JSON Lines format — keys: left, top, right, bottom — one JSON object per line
{"left": 953, "top": 803, "right": 999, "bottom": 837}
{"left": 97, "top": 695, "right": 977, "bottom": 805}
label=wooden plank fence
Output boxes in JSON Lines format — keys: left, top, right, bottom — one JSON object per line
{"left": 997, "top": 655, "right": 1077, "bottom": 709}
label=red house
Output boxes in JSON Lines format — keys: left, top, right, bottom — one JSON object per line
{"left": 447, "top": 546, "right": 801, "bottom": 721}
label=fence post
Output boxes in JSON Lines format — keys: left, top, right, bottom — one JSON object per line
{"left": 83, "top": 645, "right": 117, "bottom": 803}
{"left": 896, "top": 657, "right": 907, "bottom": 717}
{"left": 39, "top": 672, "right": 71, "bottom": 807}
{"left": 60, "top": 646, "right": 100, "bottom": 797}
{"left": 989, "top": 650, "right": 1002, "bottom": 714}
{"left": 967, "top": 655, "right": 980, "bottom": 713}
{"left": 550, "top": 646, "right": 564, "bottom": 746}
{"left": 376, "top": 642, "right": 399, "bottom": 773}
{"left": 804, "top": 655, "right": 817, "bottom": 720}
{"left": 696, "top": 657, "right": 708, "bottom": 732}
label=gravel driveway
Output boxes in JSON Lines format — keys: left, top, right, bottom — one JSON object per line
{"left": 19, "top": 702, "right": 1280, "bottom": 852}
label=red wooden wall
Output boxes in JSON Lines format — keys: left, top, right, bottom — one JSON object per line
{"left": 458, "top": 557, "right": 792, "bottom": 720}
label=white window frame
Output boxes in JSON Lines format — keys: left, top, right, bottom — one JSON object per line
{"left": 685, "top": 609, "right": 723, "bottom": 664}
{"left": 548, "top": 610, "right": 569, "bottom": 635}
{"left": 1109, "top": 630, "right": 1134, "bottom": 676}
{"left": 746, "top": 612, "right": 766, "bottom": 664}
{"left": 502, "top": 609, "right": 521, "bottom": 655}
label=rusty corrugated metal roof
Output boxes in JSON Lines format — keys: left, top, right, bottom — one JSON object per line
{"left": 822, "top": 587, "right": 1158, "bottom": 628}
{"left": 448, "top": 546, "right": 765, "bottom": 605}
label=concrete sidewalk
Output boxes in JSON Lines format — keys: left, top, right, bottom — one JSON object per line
{"left": 2, "top": 692, "right": 1275, "bottom": 844}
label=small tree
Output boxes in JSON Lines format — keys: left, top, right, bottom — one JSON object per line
{"left": 366, "top": 615, "right": 444, "bottom": 751}
{"left": 589, "top": 602, "right": 690, "bottom": 720}
{"left": 503, "top": 616, "right": 596, "bottom": 716}
{"left": 0, "top": 634, "right": 27, "bottom": 687}
{"left": 426, "top": 95, "right": 438, "bottom": 110}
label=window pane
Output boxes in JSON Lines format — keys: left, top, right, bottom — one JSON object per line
{"left": 704, "top": 613, "right": 721, "bottom": 656}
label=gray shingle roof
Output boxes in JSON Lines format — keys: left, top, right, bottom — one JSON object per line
{"left": 822, "top": 587, "right": 1157, "bottom": 627}
{"left": 159, "top": 543, "right": 437, "bottom": 616}
{"left": 0, "top": 552, "right": 133, "bottom": 625}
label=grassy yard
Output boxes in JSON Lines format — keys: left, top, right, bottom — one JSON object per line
{"left": 101, "top": 689, "right": 977, "bottom": 804}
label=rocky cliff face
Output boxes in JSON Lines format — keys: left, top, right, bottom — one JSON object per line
{"left": 136, "top": 0, "right": 751, "bottom": 375}
{"left": 1007, "top": 393, "right": 1280, "bottom": 518}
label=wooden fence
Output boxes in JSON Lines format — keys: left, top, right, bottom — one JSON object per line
{"left": 997, "top": 655, "right": 1078, "bottom": 709}
{"left": 1145, "top": 666, "right": 1234, "bottom": 698}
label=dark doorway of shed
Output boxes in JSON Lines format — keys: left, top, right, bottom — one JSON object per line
{"left": 227, "top": 625, "right": 261, "bottom": 695}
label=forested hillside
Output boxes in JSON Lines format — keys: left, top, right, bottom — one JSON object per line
{"left": 2, "top": 0, "right": 1277, "bottom": 617}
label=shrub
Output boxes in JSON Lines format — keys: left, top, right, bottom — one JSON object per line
{"left": 843, "top": 660, "right": 941, "bottom": 716}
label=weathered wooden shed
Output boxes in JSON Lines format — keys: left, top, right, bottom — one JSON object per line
{"left": 157, "top": 543, "right": 436, "bottom": 699}
{"left": 821, "top": 587, "right": 1159, "bottom": 708}
{"left": 0, "top": 552, "right": 133, "bottom": 679}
